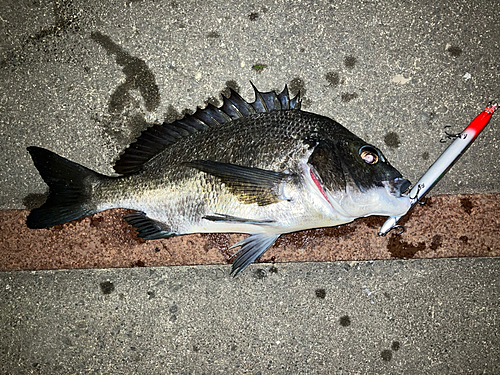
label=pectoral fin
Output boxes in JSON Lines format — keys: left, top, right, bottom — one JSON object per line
{"left": 229, "top": 233, "right": 280, "bottom": 276}
{"left": 185, "top": 160, "right": 290, "bottom": 206}
{"left": 203, "top": 213, "right": 275, "bottom": 225}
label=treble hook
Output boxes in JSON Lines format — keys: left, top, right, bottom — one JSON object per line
{"left": 440, "top": 126, "right": 467, "bottom": 143}
{"left": 393, "top": 224, "right": 405, "bottom": 235}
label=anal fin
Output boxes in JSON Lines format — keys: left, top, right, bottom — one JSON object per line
{"left": 229, "top": 233, "right": 280, "bottom": 276}
{"left": 125, "top": 212, "right": 176, "bottom": 240}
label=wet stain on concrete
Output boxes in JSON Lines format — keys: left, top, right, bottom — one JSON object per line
{"left": 459, "top": 235, "right": 469, "bottom": 244}
{"left": 430, "top": 234, "right": 443, "bottom": 251}
{"left": 202, "top": 233, "right": 231, "bottom": 254}
{"left": 341, "top": 92, "right": 358, "bottom": 102}
{"left": 315, "top": 288, "right": 326, "bottom": 299}
{"left": 289, "top": 77, "right": 306, "bottom": 98}
{"left": 28, "top": 0, "right": 80, "bottom": 42}
{"left": 221, "top": 80, "right": 240, "bottom": 98}
{"left": 169, "top": 304, "right": 178, "bottom": 322}
{"left": 381, "top": 341, "right": 400, "bottom": 361}
{"left": 147, "top": 290, "right": 155, "bottom": 299}
{"left": 344, "top": 55, "right": 356, "bottom": 69}
{"left": 387, "top": 235, "right": 426, "bottom": 258}
{"left": 248, "top": 12, "right": 259, "bottom": 21}
{"left": 384, "top": 132, "right": 401, "bottom": 148}
{"left": 204, "top": 96, "right": 221, "bottom": 107}
{"left": 206, "top": 31, "right": 220, "bottom": 38}
{"left": 90, "top": 31, "right": 160, "bottom": 113}
{"left": 132, "top": 260, "right": 145, "bottom": 267}
{"left": 339, "top": 315, "right": 351, "bottom": 327}
{"left": 381, "top": 349, "right": 392, "bottom": 361}
{"left": 447, "top": 46, "right": 463, "bottom": 57}
{"left": 391, "top": 341, "right": 400, "bottom": 351}
{"left": 325, "top": 71, "right": 340, "bottom": 87}
{"left": 100, "top": 281, "right": 115, "bottom": 295}
{"left": 362, "top": 216, "right": 387, "bottom": 230}
{"left": 254, "top": 269, "right": 267, "bottom": 279}
{"left": 460, "top": 197, "right": 473, "bottom": 215}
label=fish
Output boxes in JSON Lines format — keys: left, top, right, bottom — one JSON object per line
{"left": 26, "top": 83, "right": 412, "bottom": 275}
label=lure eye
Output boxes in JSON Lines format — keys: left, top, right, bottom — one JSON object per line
{"left": 359, "top": 146, "right": 379, "bottom": 165}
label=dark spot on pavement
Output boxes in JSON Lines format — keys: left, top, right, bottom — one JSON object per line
{"left": 447, "top": 46, "right": 462, "bottom": 57}
{"left": 100, "top": 281, "right": 115, "bottom": 295}
{"left": 289, "top": 77, "right": 306, "bottom": 98}
{"left": 361, "top": 216, "right": 387, "bottom": 229}
{"left": 460, "top": 197, "right": 473, "bottom": 215}
{"left": 132, "top": 259, "right": 145, "bottom": 267}
{"left": 422, "top": 151, "right": 430, "bottom": 160}
{"left": 384, "top": 132, "right": 401, "bottom": 148}
{"left": 231, "top": 344, "right": 237, "bottom": 351}
{"left": 391, "top": 341, "right": 400, "bottom": 351}
{"left": 459, "top": 235, "right": 469, "bottom": 243}
{"left": 169, "top": 304, "right": 178, "bottom": 313}
{"left": 325, "top": 71, "right": 340, "bottom": 87}
{"left": 193, "top": 345, "right": 199, "bottom": 352}
{"left": 147, "top": 291, "right": 155, "bottom": 299}
{"left": 341, "top": 92, "right": 358, "bottom": 102}
{"left": 206, "top": 31, "right": 220, "bottom": 38}
{"left": 315, "top": 288, "right": 326, "bottom": 299}
{"left": 201, "top": 233, "right": 231, "bottom": 255}
{"left": 204, "top": 96, "right": 220, "bottom": 107}
{"left": 339, "top": 315, "right": 351, "bottom": 327}
{"left": 249, "top": 12, "right": 259, "bottom": 21}
{"left": 28, "top": 1, "right": 80, "bottom": 42}
{"left": 269, "top": 265, "right": 278, "bottom": 274}
{"left": 221, "top": 80, "right": 240, "bottom": 97}
{"left": 430, "top": 234, "right": 442, "bottom": 251}
{"left": 254, "top": 269, "right": 267, "bottom": 279}
{"left": 344, "top": 55, "right": 356, "bottom": 69}
{"left": 381, "top": 349, "right": 392, "bottom": 361}
{"left": 387, "top": 235, "right": 426, "bottom": 258}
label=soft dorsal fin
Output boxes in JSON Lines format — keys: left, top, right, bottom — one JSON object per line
{"left": 113, "top": 83, "right": 301, "bottom": 175}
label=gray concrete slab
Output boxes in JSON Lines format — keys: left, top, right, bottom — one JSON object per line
{"left": 1, "top": 0, "right": 499, "bottom": 209}
{"left": 1, "top": 258, "right": 499, "bottom": 374}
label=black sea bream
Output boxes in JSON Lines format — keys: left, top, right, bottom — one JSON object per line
{"left": 27, "top": 84, "right": 411, "bottom": 275}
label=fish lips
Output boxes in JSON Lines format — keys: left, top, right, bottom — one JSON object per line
{"left": 382, "top": 178, "right": 411, "bottom": 197}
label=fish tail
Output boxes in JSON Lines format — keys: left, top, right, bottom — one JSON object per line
{"left": 26, "top": 146, "right": 106, "bottom": 228}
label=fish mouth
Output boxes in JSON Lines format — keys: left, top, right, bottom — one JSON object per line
{"left": 382, "top": 178, "right": 411, "bottom": 197}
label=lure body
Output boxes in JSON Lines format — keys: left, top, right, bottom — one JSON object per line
{"left": 379, "top": 102, "right": 498, "bottom": 236}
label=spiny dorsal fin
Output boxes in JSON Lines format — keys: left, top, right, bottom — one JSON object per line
{"left": 113, "top": 83, "right": 301, "bottom": 175}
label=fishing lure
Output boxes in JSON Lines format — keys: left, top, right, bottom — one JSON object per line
{"left": 378, "top": 101, "right": 498, "bottom": 236}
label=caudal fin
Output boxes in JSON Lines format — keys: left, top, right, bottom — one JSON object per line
{"left": 26, "top": 147, "right": 105, "bottom": 229}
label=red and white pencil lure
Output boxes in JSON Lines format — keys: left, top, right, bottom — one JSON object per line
{"left": 379, "top": 101, "right": 498, "bottom": 236}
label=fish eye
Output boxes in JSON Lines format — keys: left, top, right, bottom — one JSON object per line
{"left": 359, "top": 145, "right": 379, "bottom": 165}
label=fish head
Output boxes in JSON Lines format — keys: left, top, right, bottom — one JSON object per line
{"left": 306, "top": 134, "right": 411, "bottom": 220}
